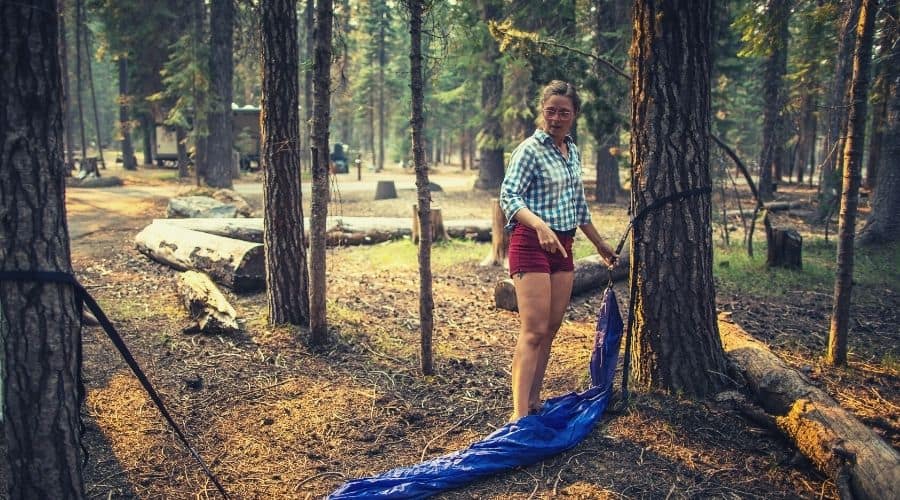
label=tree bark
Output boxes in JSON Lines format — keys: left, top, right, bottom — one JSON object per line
{"left": 303, "top": 0, "right": 314, "bottom": 172}
{"left": 629, "top": 0, "right": 728, "bottom": 397}
{"left": 118, "top": 57, "right": 136, "bottom": 170}
{"left": 859, "top": 0, "right": 900, "bottom": 246}
{"left": 720, "top": 318, "right": 900, "bottom": 500}
{"left": 309, "top": 0, "right": 334, "bottom": 344}
{"left": 821, "top": 1, "right": 862, "bottom": 203}
{"left": 757, "top": 0, "right": 790, "bottom": 200}
{"left": 176, "top": 126, "right": 189, "bottom": 178}
{"left": 409, "top": 0, "right": 434, "bottom": 375}
{"left": 474, "top": 0, "right": 505, "bottom": 191}
{"left": 205, "top": 0, "right": 234, "bottom": 188}
{"left": 59, "top": 0, "right": 75, "bottom": 172}
{"left": 377, "top": 3, "right": 386, "bottom": 173}
{"left": 81, "top": 21, "right": 105, "bottom": 169}
{"left": 135, "top": 223, "right": 264, "bottom": 292}
{"left": 1, "top": 0, "right": 86, "bottom": 495}
{"left": 261, "top": 0, "right": 309, "bottom": 325}
{"left": 74, "top": 0, "right": 88, "bottom": 163}
{"left": 191, "top": 0, "right": 207, "bottom": 182}
{"left": 827, "top": 0, "right": 876, "bottom": 366}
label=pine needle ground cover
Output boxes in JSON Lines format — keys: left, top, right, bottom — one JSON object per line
{"left": 3, "top": 169, "right": 894, "bottom": 499}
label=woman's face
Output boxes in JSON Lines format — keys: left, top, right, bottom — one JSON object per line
{"left": 541, "top": 95, "right": 576, "bottom": 140}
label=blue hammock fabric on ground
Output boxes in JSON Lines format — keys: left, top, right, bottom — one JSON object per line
{"left": 328, "top": 286, "right": 624, "bottom": 499}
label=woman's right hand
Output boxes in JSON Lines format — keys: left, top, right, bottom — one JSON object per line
{"left": 535, "top": 222, "right": 567, "bottom": 258}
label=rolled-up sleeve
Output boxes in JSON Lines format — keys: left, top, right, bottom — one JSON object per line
{"left": 499, "top": 145, "right": 533, "bottom": 228}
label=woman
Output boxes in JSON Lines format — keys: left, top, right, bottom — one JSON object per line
{"left": 500, "top": 80, "right": 617, "bottom": 421}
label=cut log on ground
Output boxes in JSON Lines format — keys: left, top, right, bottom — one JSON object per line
{"left": 480, "top": 198, "right": 509, "bottom": 267}
{"left": 175, "top": 270, "right": 240, "bottom": 334}
{"left": 719, "top": 316, "right": 900, "bottom": 500}
{"left": 494, "top": 249, "right": 630, "bottom": 311}
{"left": 135, "top": 222, "right": 264, "bottom": 292}
{"left": 412, "top": 205, "right": 450, "bottom": 244}
{"left": 724, "top": 200, "right": 807, "bottom": 218}
{"left": 156, "top": 217, "right": 492, "bottom": 244}
{"left": 167, "top": 196, "right": 239, "bottom": 219}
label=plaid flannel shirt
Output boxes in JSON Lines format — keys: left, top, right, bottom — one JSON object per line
{"left": 500, "top": 129, "right": 591, "bottom": 232}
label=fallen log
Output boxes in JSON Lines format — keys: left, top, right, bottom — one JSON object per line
{"left": 156, "top": 217, "right": 493, "bottom": 244}
{"left": 175, "top": 270, "right": 240, "bottom": 334}
{"left": 724, "top": 200, "right": 807, "bottom": 218}
{"left": 494, "top": 248, "right": 630, "bottom": 311}
{"left": 135, "top": 222, "right": 264, "bottom": 292}
{"left": 719, "top": 316, "right": 900, "bottom": 500}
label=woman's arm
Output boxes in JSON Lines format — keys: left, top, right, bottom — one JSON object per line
{"left": 515, "top": 207, "right": 567, "bottom": 257}
{"left": 579, "top": 222, "right": 617, "bottom": 267}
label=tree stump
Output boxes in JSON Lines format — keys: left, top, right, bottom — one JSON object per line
{"left": 412, "top": 204, "right": 449, "bottom": 244}
{"left": 767, "top": 227, "right": 802, "bottom": 269}
{"left": 374, "top": 180, "right": 397, "bottom": 200}
{"left": 479, "top": 198, "right": 509, "bottom": 267}
{"left": 175, "top": 270, "right": 240, "bottom": 334}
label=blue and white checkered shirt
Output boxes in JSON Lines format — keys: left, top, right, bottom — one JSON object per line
{"left": 500, "top": 129, "right": 591, "bottom": 232}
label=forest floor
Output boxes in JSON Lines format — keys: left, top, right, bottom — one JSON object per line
{"left": 8, "top": 161, "right": 899, "bottom": 499}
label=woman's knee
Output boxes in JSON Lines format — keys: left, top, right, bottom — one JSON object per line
{"left": 517, "top": 327, "right": 551, "bottom": 349}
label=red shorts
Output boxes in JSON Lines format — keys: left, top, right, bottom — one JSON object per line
{"left": 508, "top": 225, "right": 575, "bottom": 277}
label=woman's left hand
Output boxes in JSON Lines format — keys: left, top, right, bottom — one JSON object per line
{"left": 597, "top": 243, "right": 618, "bottom": 269}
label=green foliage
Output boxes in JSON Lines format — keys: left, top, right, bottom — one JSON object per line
{"left": 713, "top": 238, "right": 900, "bottom": 299}
{"left": 149, "top": 33, "right": 211, "bottom": 137}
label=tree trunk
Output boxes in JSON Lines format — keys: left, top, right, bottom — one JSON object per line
{"left": 377, "top": 14, "right": 386, "bottom": 173}
{"left": 821, "top": 1, "right": 862, "bottom": 203}
{"left": 859, "top": 0, "right": 900, "bottom": 246}
{"left": 1, "top": 1, "right": 86, "bottom": 495}
{"left": 191, "top": 0, "right": 207, "bottom": 182}
{"left": 140, "top": 114, "right": 153, "bottom": 165}
{"left": 81, "top": 22, "right": 105, "bottom": 169}
{"left": 827, "top": 0, "right": 876, "bottom": 366}
{"left": 135, "top": 223, "right": 265, "bottom": 292}
{"left": 591, "top": 0, "right": 626, "bottom": 203}
{"left": 629, "top": 0, "right": 728, "bottom": 397}
{"left": 261, "top": 0, "right": 309, "bottom": 325}
{"left": 720, "top": 318, "right": 900, "bottom": 499}
{"left": 474, "top": 0, "right": 505, "bottom": 191}
{"left": 59, "top": 0, "right": 75, "bottom": 172}
{"left": 409, "top": 0, "right": 434, "bottom": 375}
{"left": 794, "top": 91, "right": 816, "bottom": 185}
{"left": 479, "top": 198, "right": 509, "bottom": 267}
{"left": 304, "top": 0, "right": 314, "bottom": 172}
{"left": 206, "top": 0, "right": 234, "bottom": 188}
{"left": 757, "top": 0, "right": 790, "bottom": 200}
{"left": 309, "top": 0, "right": 334, "bottom": 344}
{"left": 74, "top": 0, "right": 87, "bottom": 164}
{"left": 176, "top": 126, "right": 189, "bottom": 177}
{"left": 863, "top": 2, "right": 895, "bottom": 190}
{"left": 118, "top": 57, "right": 136, "bottom": 170}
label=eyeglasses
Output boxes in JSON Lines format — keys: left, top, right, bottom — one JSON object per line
{"left": 542, "top": 107, "right": 573, "bottom": 120}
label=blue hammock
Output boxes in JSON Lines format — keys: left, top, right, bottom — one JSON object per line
{"left": 328, "top": 286, "right": 624, "bottom": 499}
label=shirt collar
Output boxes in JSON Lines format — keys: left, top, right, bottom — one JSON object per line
{"left": 533, "top": 128, "right": 574, "bottom": 146}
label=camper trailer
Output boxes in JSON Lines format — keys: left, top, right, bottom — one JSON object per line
{"left": 155, "top": 104, "right": 261, "bottom": 170}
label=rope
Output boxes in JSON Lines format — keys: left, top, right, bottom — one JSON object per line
{"left": 0, "top": 270, "right": 230, "bottom": 499}
{"left": 608, "top": 186, "right": 712, "bottom": 404}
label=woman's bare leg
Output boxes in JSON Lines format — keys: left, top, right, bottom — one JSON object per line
{"left": 511, "top": 272, "right": 552, "bottom": 420}
{"left": 528, "top": 271, "right": 575, "bottom": 411}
